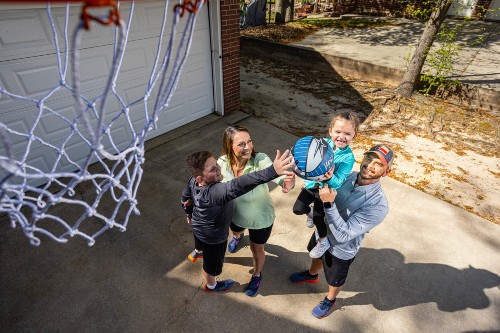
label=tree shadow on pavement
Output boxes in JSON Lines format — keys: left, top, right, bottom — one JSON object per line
{"left": 240, "top": 37, "right": 375, "bottom": 137}
{"left": 318, "top": 21, "right": 424, "bottom": 46}
{"left": 316, "top": 20, "right": 498, "bottom": 49}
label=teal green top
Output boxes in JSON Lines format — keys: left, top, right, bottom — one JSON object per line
{"left": 304, "top": 138, "right": 355, "bottom": 190}
{"left": 218, "top": 152, "right": 284, "bottom": 230}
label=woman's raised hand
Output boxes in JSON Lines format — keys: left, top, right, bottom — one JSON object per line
{"left": 273, "top": 149, "right": 295, "bottom": 176}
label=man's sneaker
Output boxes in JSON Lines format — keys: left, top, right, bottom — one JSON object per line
{"left": 203, "top": 279, "right": 235, "bottom": 293}
{"left": 227, "top": 233, "right": 244, "bottom": 253}
{"left": 290, "top": 270, "right": 319, "bottom": 284}
{"left": 244, "top": 274, "right": 262, "bottom": 297}
{"left": 187, "top": 249, "right": 203, "bottom": 262}
{"left": 312, "top": 296, "right": 336, "bottom": 318}
{"left": 309, "top": 237, "right": 330, "bottom": 259}
{"left": 306, "top": 211, "right": 314, "bottom": 228}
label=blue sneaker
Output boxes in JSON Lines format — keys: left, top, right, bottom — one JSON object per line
{"left": 203, "top": 279, "right": 235, "bottom": 293}
{"left": 312, "top": 297, "right": 336, "bottom": 318}
{"left": 244, "top": 274, "right": 262, "bottom": 297}
{"left": 227, "top": 233, "right": 244, "bottom": 253}
{"left": 290, "top": 270, "right": 319, "bottom": 284}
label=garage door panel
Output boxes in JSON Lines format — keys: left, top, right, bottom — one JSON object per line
{"left": 129, "top": 107, "right": 149, "bottom": 134}
{"left": 115, "top": 47, "right": 152, "bottom": 80}
{"left": 38, "top": 105, "right": 79, "bottom": 140}
{"left": 158, "top": 103, "right": 187, "bottom": 129}
{"left": 0, "top": 5, "right": 136, "bottom": 61}
{"left": 27, "top": 154, "right": 52, "bottom": 175}
{"left": 122, "top": 84, "right": 148, "bottom": 110}
{"left": 14, "top": 63, "right": 62, "bottom": 97}
{"left": 167, "top": 78, "right": 213, "bottom": 118}
{"left": 189, "top": 95, "right": 213, "bottom": 118}
{"left": 0, "top": 12, "right": 50, "bottom": 46}
{"left": 0, "top": 9, "right": 54, "bottom": 61}
{"left": 184, "top": 63, "right": 211, "bottom": 90}
{"left": 1, "top": 116, "right": 32, "bottom": 153}
{"left": 62, "top": 138, "right": 93, "bottom": 169}
{"left": 142, "top": 2, "right": 173, "bottom": 31}
{"left": 173, "top": 57, "right": 212, "bottom": 95}
{"left": 0, "top": 53, "right": 107, "bottom": 107}
{"left": 99, "top": 125, "right": 134, "bottom": 154}
{"left": 187, "top": 28, "right": 212, "bottom": 59}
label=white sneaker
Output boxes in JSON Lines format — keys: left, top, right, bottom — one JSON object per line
{"left": 309, "top": 237, "right": 330, "bottom": 259}
{"left": 306, "top": 211, "right": 314, "bottom": 228}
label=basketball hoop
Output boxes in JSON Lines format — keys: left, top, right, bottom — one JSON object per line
{"left": 81, "top": 1, "right": 121, "bottom": 30}
{"left": 0, "top": 0, "right": 208, "bottom": 246}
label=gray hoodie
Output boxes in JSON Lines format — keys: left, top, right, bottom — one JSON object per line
{"left": 324, "top": 171, "right": 389, "bottom": 260}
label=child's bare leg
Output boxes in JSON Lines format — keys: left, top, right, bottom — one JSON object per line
{"left": 203, "top": 269, "right": 216, "bottom": 287}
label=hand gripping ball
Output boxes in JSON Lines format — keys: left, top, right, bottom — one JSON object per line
{"left": 291, "top": 136, "right": 334, "bottom": 180}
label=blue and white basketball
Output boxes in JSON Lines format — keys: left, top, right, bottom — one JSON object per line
{"left": 291, "top": 136, "right": 334, "bottom": 180}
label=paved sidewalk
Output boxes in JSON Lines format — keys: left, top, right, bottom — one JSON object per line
{"left": 290, "top": 16, "right": 500, "bottom": 91}
{"left": 1, "top": 112, "right": 499, "bottom": 332}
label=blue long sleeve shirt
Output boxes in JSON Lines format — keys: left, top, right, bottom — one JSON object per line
{"left": 303, "top": 138, "right": 355, "bottom": 190}
{"left": 324, "top": 171, "right": 389, "bottom": 260}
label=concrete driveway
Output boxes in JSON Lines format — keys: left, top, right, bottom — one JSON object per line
{"left": 1, "top": 112, "right": 499, "bottom": 332}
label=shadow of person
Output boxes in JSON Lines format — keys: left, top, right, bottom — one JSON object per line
{"left": 224, "top": 242, "right": 330, "bottom": 295}
{"left": 340, "top": 248, "right": 500, "bottom": 312}
{"left": 224, "top": 244, "right": 500, "bottom": 312}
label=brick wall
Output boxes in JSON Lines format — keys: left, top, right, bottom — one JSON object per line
{"left": 472, "top": 0, "right": 491, "bottom": 18}
{"left": 356, "top": 0, "right": 395, "bottom": 16}
{"left": 220, "top": 0, "right": 241, "bottom": 114}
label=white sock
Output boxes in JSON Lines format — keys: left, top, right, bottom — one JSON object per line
{"left": 206, "top": 282, "right": 216, "bottom": 289}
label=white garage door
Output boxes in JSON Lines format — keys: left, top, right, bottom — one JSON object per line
{"left": 0, "top": 1, "right": 214, "bottom": 185}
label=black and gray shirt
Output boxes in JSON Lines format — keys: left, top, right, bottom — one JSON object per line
{"left": 181, "top": 165, "right": 278, "bottom": 244}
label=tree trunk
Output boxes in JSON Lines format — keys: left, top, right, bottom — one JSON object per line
{"left": 275, "top": 0, "right": 295, "bottom": 24}
{"left": 313, "top": 0, "right": 319, "bottom": 13}
{"left": 397, "top": 0, "right": 453, "bottom": 97}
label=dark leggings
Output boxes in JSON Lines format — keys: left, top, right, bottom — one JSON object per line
{"left": 230, "top": 223, "right": 273, "bottom": 245}
{"left": 293, "top": 188, "right": 328, "bottom": 238}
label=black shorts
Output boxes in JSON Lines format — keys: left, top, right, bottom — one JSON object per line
{"left": 307, "top": 233, "right": 355, "bottom": 287}
{"left": 194, "top": 235, "right": 227, "bottom": 277}
{"left": 230, "top": 223, "right": 273, "bottom": 245}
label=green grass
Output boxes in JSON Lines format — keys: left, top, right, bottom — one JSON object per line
{"left": 290, "top": 18, "right": 395, "bottom": 28}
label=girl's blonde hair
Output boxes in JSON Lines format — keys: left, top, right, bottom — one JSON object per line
{"left": 329, "top": 111, "right": 360, "bottom": 136}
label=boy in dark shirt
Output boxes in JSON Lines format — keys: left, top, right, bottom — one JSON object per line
{"left": 181, "top": 149, "right": 294, "bottom": 292}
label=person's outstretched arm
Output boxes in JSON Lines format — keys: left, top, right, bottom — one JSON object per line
{"left": 208, "top": 150, "right": 294, "bottom": 205}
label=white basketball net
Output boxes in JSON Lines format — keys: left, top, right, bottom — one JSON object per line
{"left": 0, "top": 0, "right": 206, "bottom": 246}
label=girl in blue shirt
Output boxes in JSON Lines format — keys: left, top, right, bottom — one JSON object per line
{"left": 293, "top": 111, "right": 359, "bottom": 258}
